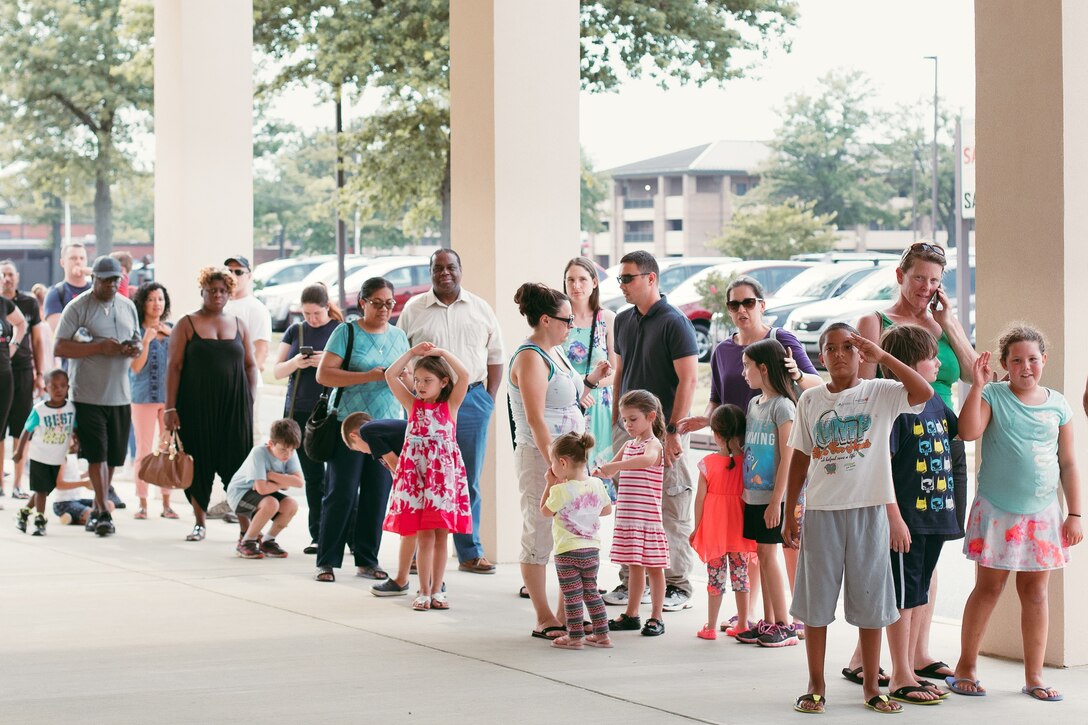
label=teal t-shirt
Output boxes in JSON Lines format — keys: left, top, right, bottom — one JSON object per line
{"left": 977, "top": 382, "right": 1073, "bottom": 514}
{"left": 742, "top": 394, "right": 795, "bottom": 505}
{"left": 325, "top": 322, "right": 409, "bottom": 421}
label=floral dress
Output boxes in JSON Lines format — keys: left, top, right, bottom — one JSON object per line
{"left": 563, "top": 311, "right": 612, "bottom": 470}
{"left": 383, "top": 399, "right": 472, "bottom": 536}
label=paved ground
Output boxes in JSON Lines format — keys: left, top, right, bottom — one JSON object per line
{"left": 2, "top": 389, "right": 1086, "bottom": 723}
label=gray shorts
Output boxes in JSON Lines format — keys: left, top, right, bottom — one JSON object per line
{"left": 515, "top": 446, "right": 553, "bottom": 565}
{"left": 790, "top": 506, "right": 899, "bottom": 629}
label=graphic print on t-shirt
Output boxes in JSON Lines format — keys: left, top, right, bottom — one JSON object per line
{"left": 910, "top": 415, "right": 953, "bottom": 513}
{"left": 811, "top": 409, "right": 873, "bottom": 476}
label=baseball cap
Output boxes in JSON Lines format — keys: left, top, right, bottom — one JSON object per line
{"left": 224, "top": 255, "right": 251, "bottom": 270}
{"left": 91, "top": 255, "right": 124, "bottom": 279}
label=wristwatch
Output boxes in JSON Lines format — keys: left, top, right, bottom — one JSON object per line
{"left": 665, "top": 423, "right": 677, "bottom": 435}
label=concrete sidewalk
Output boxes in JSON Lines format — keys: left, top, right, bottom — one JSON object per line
{"left": 3, "top": 483, "right": 1086, "bottom": 725}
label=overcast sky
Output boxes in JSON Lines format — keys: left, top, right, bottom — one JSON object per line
{"left": 267, "top": 0, "right": 975, "bottom": 171}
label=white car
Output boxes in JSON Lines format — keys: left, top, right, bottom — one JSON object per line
{"left": 599, "top": 256, "right": 739, "bottom": 312}
{"left": 257, "top": 255, "right": 371, "bottom": 330}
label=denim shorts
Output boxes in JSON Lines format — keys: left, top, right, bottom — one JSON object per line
{"left": 53, "top": 499, "right": 94, "bottom": 523}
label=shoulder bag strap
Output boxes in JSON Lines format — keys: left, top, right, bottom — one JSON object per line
{"left": 583, "top": 310, "right": 599, "bottom": 375}
{"left": 331, "top": 321, "right": 354, "bottom": 409}
{"left": 286, "top": 322, "right": 303, "bottom": 417}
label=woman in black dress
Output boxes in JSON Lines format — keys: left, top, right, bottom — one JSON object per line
{"left": 164, "top": 267, "right": 257, "bottom": 541}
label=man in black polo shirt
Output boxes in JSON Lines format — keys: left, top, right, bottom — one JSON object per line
{"left": 0, "top": 260, "right": 49, "bottom": 498}
{"left": 604, "top": 251, "right": 699, "bottom": 616}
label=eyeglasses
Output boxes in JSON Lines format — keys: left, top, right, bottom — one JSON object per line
{"left": 904, "top": 242, "right": 946, "bottom": 258}
{"left": 363, "top": 298, "right": 396, "bottom": 310}
{"left": 229, "top": 268, "right": 247, "bottom": 276}
{"left": 726, "top": 297, "right": 762, "bottom": 312}
{"left": 616, "top": 272, "right": 651, "bottom": 285}
{"left": 547, "top": 314, "right": 575, "bottom": 327}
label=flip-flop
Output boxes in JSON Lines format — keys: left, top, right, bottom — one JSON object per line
{"left": 913, "top": 680, "right": 950, "bottom": 700}
{"left": 584, "top": 635, "right": 613, "bottom": 648}
{"left": 914, "top": 661, "right": 954, "bottom": 679}
{"left": 889, "top": 685, "right": 942, "bottom": 705}
{"left": 531, "top": 625, "right": 566, "bottom": 640}
{"left": 841, "top": 667, "right": 891, "bottom": 687}
{"left": 518, "top": 586, "right": 530, "bottom": 599}
{"left": 944, "top": 676, "right": 986, "bottom": 696}
{"left": 794, "top": 693, "right": 825, "bottom": 714}
{"left": 1022, "top": 685, "right": 1063, "bottom": 702}
{"left": 864, "top": 695, "right": 902, "bottom": 714}
{"left": 550, "top": 635, "right": 583, "bottom": 650}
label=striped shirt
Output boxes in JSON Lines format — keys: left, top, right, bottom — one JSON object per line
{"left": 610, "top": 438, "right": 670, "bottom": 568}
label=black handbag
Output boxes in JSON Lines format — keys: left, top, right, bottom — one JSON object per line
{"left": 303, "top": 322, "right": 354, "bottom": 462}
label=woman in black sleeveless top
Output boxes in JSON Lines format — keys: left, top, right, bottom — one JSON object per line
{"left": 164, "top": 267, "right": 257, "bottom": 542}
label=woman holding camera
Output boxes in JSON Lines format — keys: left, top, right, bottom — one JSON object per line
{"left": 273, "top": 283, "right": 343, "bottom": 555}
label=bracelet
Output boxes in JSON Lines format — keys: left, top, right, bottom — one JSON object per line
{"left": 583, "top": 376, "right": 598, "bottom": 389}
{"left": 164, "top": 408, "right": 177, "bottom": 414}
{"left": 1070, "top": 513, "right": 1082, "bottom": 518}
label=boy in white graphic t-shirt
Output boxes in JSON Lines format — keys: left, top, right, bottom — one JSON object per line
{"left": 13, "top": 369, "right": 78, "bottom": 536}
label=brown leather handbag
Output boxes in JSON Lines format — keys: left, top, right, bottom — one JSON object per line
{"left": 138, "top": 431, "right": 194, "bottom": 490}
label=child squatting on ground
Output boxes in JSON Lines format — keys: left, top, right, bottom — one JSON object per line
{"left": 783, "top": 323, "right": 934, "bottom": 715}
{"left": 227, "top": 418, "right": 304, "bottom": 559}
{"left": 689, "top": 403, "right": 756, "bottom": 641}
{"left": 540, "top": 431, "right": 613, "bottom": 650}
{"left": 949, "top": 324, "right": 1082, "bottom": 702}
{"left": 382, "top": 342, "right": 473, "bottom": 612}
{"left": 13, "top": 369, "right": 80, "bottom": 537}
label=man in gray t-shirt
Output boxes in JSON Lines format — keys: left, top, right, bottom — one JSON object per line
{"left": 53, "top": 256, "right": 141, "bottom": 536}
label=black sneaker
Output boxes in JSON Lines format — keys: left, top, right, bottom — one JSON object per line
{"left": 237, "top": 539, "right": 263, "bottom": 559}
{"left": 371, "top": 579, "right": 410, "bottom": 597}
{"left": 15, "top": 506, "right": 31, "bottom": 533}
{"left": 85, "top": 512, "right": 99, "bottom": 532}
{"left": 735, "top": 620, "right": 773, "bottom": 644}
{"left": 108, "top": 486, "right": 127, "bottom": 509}
{"left": 31, "top": 514, "right": 47, "bottom": 537}
{"left": 95, "top": 512, "right": 115, "bottom": 537}
{"left": 303, "top": 542, "right": 318, "bottom": 555}
{"left": 259, "top": 539, "right": 288, "bottom": 558}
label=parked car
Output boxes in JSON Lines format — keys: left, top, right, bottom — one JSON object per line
{"left": 784, "top": 256, "right": 975, "bottom": 364}
{"left": 257, "top": 255, "right": 370, "bottom": 331}
{"left": 252, "top": 255, "right": 333, "bottom": 291}
{"left": 667, "top": 260, "right": 815, "bottom": 362}
{"left": 317, "top": 255, "right": 432, "bottom": 326}
{"left": 599, "top": 256, "right": 740, "bottom": 312}
{"left": 761, "top": 261, "right": 895, "bottom": 328}
{"left": 789, "top": 251, "right": 899, "bottom": 263}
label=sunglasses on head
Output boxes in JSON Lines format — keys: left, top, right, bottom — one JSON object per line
{"left": 363, "top": 298, "right": 396, "bottom": 310}
{"left": 547, "top": 314, "right": 575, "bottom": 327}
{"left": 616, "top": 272, "right": 651, "bottom": 285}
{"left": 904, "top": 242, "right": 946, "bottom": 258}
{"left": 726, "top": 297, "right": 762, "bottom": 312}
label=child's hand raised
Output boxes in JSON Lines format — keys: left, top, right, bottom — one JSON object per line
{"left": 411, "top": 342, "right": 436, "bottom": 356}
{"left": 972, "top": 351, "right": 994, "bottom": 386}
{"left": 848, "top": 333, "right": 884, "bottom": 365}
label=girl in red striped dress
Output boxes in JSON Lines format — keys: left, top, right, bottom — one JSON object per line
{"left": 594, "top": 389, "right": 669, "bottom": 637}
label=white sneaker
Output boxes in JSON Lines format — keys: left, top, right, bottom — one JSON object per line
{"left": 602, "top": 585, "right": 651, "bottom": 606}
{"left": 661, "top": 586, "right": 692, "bottom": 612}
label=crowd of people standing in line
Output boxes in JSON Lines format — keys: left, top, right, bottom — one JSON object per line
{"left": 3, "top": 241, "right": 1088, "bottom": 712}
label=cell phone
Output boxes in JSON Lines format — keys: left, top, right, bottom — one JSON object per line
{"left": 300, "top": 346, "right": 314, "bottom": 357}
{"left": 930, "top": 285, "right": 941, "bottom": 311}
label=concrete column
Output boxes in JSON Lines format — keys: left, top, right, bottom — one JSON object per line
{"left": 612, "top": 180, "right": 625, "bottom": 264}
{"left": 975, "top": 0, "right": 1088, "bottom": 666}
{"left": 154, "top": 0, "right": 253, "bottom": 316}
{"left": 450, "top": 0, "right": 580, "bottom": 562}
{"left": 653, "top": 175, "right": 667, "bottom": 257}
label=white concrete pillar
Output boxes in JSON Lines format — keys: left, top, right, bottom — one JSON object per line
{"left": 154, "top": 0, "right": 253, "bottom": 316}
{"left": 975, "top": 0, "right": 1088, "bottom": 666}
{"left": 654, "top": 175, "right": 667, "bottom": 257}
{"left": 450, "top": 0, "right": 580, "bottom": 562}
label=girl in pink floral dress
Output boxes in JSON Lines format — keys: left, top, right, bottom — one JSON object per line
{"left": 384, "top": 342, "right": 472, "bottom": 612}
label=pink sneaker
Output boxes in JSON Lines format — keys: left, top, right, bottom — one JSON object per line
{"left": 697, "top": 624, "right": 717, "bottom": 640}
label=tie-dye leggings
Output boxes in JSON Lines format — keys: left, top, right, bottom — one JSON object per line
{"left": 555, "top": 548, "right": 609, "bottom": 638}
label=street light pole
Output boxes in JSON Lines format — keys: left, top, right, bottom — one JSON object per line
{"left": 925, "top": 55, "right": 939, "bottom": 240}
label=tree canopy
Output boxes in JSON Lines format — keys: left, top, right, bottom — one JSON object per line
{"left": 0, "top": 0, "right": 153, "bottom": 255}
{"left": 710, "top": 198, "right": 838, "bottom": 260}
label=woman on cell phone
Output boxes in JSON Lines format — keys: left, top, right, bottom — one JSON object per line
{"left": 272, "top": 283, "right": 343, "bottom": 555}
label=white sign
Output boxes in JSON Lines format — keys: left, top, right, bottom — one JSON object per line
{"left": 961, "top": 118, "right": 975, "bottom": 220}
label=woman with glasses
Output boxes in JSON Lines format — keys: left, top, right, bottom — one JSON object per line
{"left": 841, "top": 240, "right": 977, "bottom": 685}
{"left": 509, "top": 282, "right": 611, "bottom": 639}
{"left": 313, "top": 277, "right": 409, "bottom": 583}
{"left": 561, "top": 258, "right": 618, "bottom": 476}
{"left": 272, "top": 283, "right": 343, "bottom": 555}
{"left": 164, "top": 267, "right": 258, "bottom": 542}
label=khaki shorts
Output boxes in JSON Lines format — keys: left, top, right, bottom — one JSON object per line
{"left": 516, "top": 446, "right": 554, "bottom": 565}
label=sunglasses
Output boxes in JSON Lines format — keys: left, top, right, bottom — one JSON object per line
{"left": 726, "top": 297, "right": 762, "bottom": 312}
{"left": 904, "top": 242, "right": 946, "bottom": 258}
{"left": 363, "top": 298, "right": 396, "bottom": 310}
{"left": 616, "top": 272, "right": 651, "bottom": 285}
{"left": 547, "top": 314, "right": 575, "bottom": 327}
{"left": 229, "top": 268, "right": 248, "bottom": 276}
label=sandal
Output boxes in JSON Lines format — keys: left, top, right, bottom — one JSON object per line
{"left": 412, "top": 595, "right": 431, "bottom": 611}
{"left": 134, "top": 507, "right": 147, "bottom": 520}
{"left": 303, "top": 542, "right": 318, "bottom": 555}
{"left": 355, "top": 566, "right": 389, "bottom": 580}
{"left": 430, "top": 593, "right": 450, "bottom": 610}
{"left": 315, "top": 567, "right": 336, "bottom": 583}
{"left": 641, "top": 618, "right": 665, "bottom": 637}
{"left": 184, "top": 525, "right": 206, "bottom": 541}
{"left": 584, "top": 634, "right": 613, "bottom": 648}
{"left": 531, "top": 625, "right": 566, "bottom": 640}
{"left": 842, "top": 666, "right": 890, "bottom": 687}
{"left": 550, "top": 634, "right": 583, "bottom": 650}
{"left": 794, "top": 693, "right": 826, "bottom": 714}
{"left": 161, "top": 508, "right": 179, "bottom": 519}
{"left": 864, "top": 694, "right": 902, "bottom": 714}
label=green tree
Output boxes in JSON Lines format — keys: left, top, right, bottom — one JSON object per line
{"left": 0, "top": 0, "right": 154, "bottom": 255}
{"left": 253, "top": 0, "right": 798, "bottom": 246}
{"left": 581, "top": 148, "right": 607, "bottom": 234}
{"left": 710, "top": 198, "right": 838, "bottom": 259}
{"left": 253, "top": 127, "right": 337, "bottom": 254}
{"left": 757, "top": 69, "right": 893, "bottom": 229}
